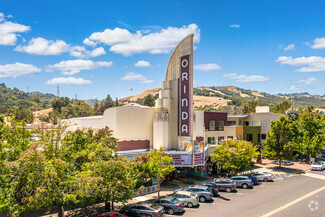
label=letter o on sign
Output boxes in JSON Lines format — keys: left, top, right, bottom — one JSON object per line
{"left": 181, "top": 59, "right": 188, "bottom": 68}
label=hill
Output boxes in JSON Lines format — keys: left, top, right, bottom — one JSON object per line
{"left": 118, "top": 86, "right": 325, "bottom": 112}
{"left": 0, "top": 83, "right": 57, "bottom": 114}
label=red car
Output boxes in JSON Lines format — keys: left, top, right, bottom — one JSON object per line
{"left": 97, "top": 211, "right": 126, "bottom": 217}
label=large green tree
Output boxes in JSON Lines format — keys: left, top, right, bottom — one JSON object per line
{"left": 295, "top": 107, "right": 325, "bottom": 162}
{"left": 210, "top": 140, "right": 257, "bottom": 176}
{"left": 135, "top": 148, "right": 175, "bottom": 197}
{"left": 263, "top": 116, "right": 298, "bottom": 166}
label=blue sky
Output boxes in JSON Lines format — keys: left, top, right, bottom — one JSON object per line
{"left": 1, "top": 0, "right": 325, "bottom": 100}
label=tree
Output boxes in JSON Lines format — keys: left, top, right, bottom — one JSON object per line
{"left": 135, "top": 148, "right": 175, "bottom": 197}
{"left": 210, "top": 140, "right": 257, "bottom": 176}
{"left": 242, "top": 100, "right": 257, "bottom": 114}
{"left": 143, "top": 94, "right": 155, "bottom": 107}
{"left": 263, "top": 116, "right": 298, "bottom": 167}
{"left": 295, "top": 107, "right": 325, "bottom": 163}
{"left": 272, "top": 101, "right": 291, "bottom": 114}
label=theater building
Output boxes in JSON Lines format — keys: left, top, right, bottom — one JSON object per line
{"left": 64, "top": 34, "right": 207, "bottom": 174}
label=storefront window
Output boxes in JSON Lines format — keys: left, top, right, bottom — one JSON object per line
{"left": 207, "top": 137, "right": 215, "bottom": 144}
{"left": 218, "top": 136, "right": 224, "bottom": 144}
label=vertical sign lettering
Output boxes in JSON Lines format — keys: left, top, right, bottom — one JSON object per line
{"left": 179, "top": 55, "right": 190, "bottom": 136}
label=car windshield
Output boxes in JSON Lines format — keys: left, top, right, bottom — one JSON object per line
{"left": 190, "top": 193, "right": 196, "bottom": 197}
{"left": 150, "top": 204, "right": 160, "bottom": 210}
{"left": 313, "top": 162, "right": 321, "bottom": 165}
{"left": 171, "top": 199, "right": 179, "bottom": 204}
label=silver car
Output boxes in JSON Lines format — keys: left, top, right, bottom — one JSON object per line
{"left": 230, "top": 176, "right": 254, "bottom": 189}
{"left": 172, "top": 191, "right": 199, "bottom": 208}
{"left": 250, "top": 172, "right": 273, "bottom": 182}
{"left": 177, "top": 185, "right": 213, "bottom": 202}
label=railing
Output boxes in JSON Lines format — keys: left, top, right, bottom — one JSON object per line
{"left": 136, "top": 185, "right": 158, "bottom": 196}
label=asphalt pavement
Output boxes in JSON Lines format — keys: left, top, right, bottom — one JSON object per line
{"left": 167, "top": 170, "right": 325, "bottom": 217}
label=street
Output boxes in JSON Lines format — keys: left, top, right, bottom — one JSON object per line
{"left": 169, "top": 170, "right": 325, "bottom": 217}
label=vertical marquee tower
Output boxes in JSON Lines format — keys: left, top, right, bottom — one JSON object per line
{"left": 154, "top": 34, "right": 194, "bottom": 150}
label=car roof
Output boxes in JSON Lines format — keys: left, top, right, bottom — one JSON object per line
{"left": 215, "top": 178, "right": 233, "bottom": 182}
{"left": 231, "top": 176, "right": 250, "bottom": 178}
{"left": 175, "top": 191, "right": 196, "bottom": 195}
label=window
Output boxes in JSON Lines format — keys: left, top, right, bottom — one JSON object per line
{"left": 252, "top": 121, "right": 258, "bottom": 126}
{"left": 228, "top": 136, "right": 233, "bottom": 140}
{"left": 261, "top": 134, "right": 267, "bottom": 140}
{"left": 258, "top": 134, "right": 261, "bottom": 143}
{"left": 246, "top": 134, "right": 253, "bottom": 142}
{"left": 209, "top": 120, "right": 216, "bottom": 131}
{"left": 208, "top": 137, "right": 215, "bottom": 144}
{"left": 237, "top": 135, "right": 242, "bottom": 140}
{"left": 218, "top": 136, "right": 224, "bottom": 144}
{"left": 261, "top": 121, "right": 267, "bottom": 127}
{"left": 219, "top": 120, "right": 225, "bottom": 131}
{"left": 244, "top": 121, "right": 249, "bottom": 126}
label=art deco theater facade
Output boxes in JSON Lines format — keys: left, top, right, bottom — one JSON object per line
{"left": 65, "top": 34, "right": 207, "bottom": 172}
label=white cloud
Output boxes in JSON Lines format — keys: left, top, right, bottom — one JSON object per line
{"left": 194, "top": 63, "right": 221, "bottom": 71}
{"left": 230, "top": 24, "right": 240, "bottom": 28}
{"left": 284, "top": 44, "right": 295, "bottom": 51}
{"left": 0, "top": 62, "right": 40, "bottom": 78}
{"left": 295, "top": 77, "right": 318, "bottom": 85}
{"left": 47, "top": 59, "right": 113, "bottom": 75}
{"left": 15, "top": 37, "right": 69, "bottom": 55}
{"left": 0, "top": 21, "right": 30, "bottom": 45}
{"left": 121, "top": 72, "right": 153, "bottom": 83}
{"left": 223, "top": 73, "right": 270, "bottom": 83}
{"left": 134, "top": 60, "right": 151, "bottom": 67}
{"left": 46, "top": 77, "right": 93, "bottom": 85}
{"left": 83, "top": 38, "right": 97, "bottom": 47}
{"left": 276, "top": 56, "right": 325, "bottom": 72}
{"left": 0, "top": 13, "right": 5, "bottom": 22}
{"left": 84, "top": 24, "right": 200, "bottom": 56}
{"left": 309, "top": 37, "right": 325, "bottom": 49}
{"left": 70, "top": 46, "right": 106, "bottom": 58}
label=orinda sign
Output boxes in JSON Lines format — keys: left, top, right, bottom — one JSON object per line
{"left": 178, "top": 55, "right": 191, "bottom": 137}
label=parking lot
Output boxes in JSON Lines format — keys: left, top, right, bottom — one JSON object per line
{"left": 162, "top": 169, "right": 325, "bottom": 217}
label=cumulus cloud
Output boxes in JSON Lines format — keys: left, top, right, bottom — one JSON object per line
{"left": 0, "top": 62, "right": 40, "bottom": 78}
{"left": 223, "top": 73, "right": 270, "bottom": 83}
{"left": 194, "top": 63, "right": 221, "bottom": 71}
{"left": 70, "top": 46, "right": 106, "bottom": 58}
{"left": 121, "top": 72, "right": 153, "bottom": 83}
{"left": 84, "top": 24, "right": 200, "bottom": 56}
{"left": 47, "top": 77, "right": 93, "bottom": 85}
{"left": 284, "top": 44, "right": 295, "bottom": 51}
{"left": 15, "top": 37, "right": 70, "bottom": 55}
{"left": 0, "top": 21, "right": 30, "bottom": 45}
{"left": 230, "top": 24, "right": 240, "bottom": 28}
{"left": 134, "top": 60, "right": 151, "bottom": 67}
{"left": 47, "top": 59, "right": 113, "bottom": 75}
{"left": 276, "top": 56, "right": 325, "bottom": 72}
{"left": 83, "top": 38, "right": 97, "bottom": 47}
{"left": 309, "top": 37, "right": 325, "bottom": 49}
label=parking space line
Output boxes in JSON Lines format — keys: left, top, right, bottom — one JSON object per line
{"left": 302, "top": 172, "right": 325, "bottom": 180}
{"left": 260, "top": 186, "right": 325, "bottom": 217}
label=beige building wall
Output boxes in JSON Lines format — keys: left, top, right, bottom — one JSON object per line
{"left": 205, "top": 126, "right": 238, "bottom": 144}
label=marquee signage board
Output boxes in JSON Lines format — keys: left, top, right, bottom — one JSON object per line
{"left": 178, "top": 54, "right": 191, "bottom": 137}
{"left": 193, "top": 153, "right": 203, "bottom": 165}
{"left": 169, "top": 154, "right": 192, "bottom": 166}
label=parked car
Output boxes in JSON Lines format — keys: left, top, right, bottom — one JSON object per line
{"left": 249, "top": 172, "right": 273, "bottom": 182}
{"left": 176, "top": 185, "right": 213, "bottom": 202}
{"left": 147, "top": 196, "right": 184, "bottom": 215}
{"left": 172, "top": 191, "right": 199, "bottom": 208}
{"left": 120, "top": 202, "right": 164, "bottom": 217}
{"left": 311, "top": 161, "right": 325, "bottom": 171}
{"left": 198, "top": 182, "right": 219, "bottom": 196}
{"left": 320, "top": 151, "right": 325, "bottom": 158}
{"left": 212, "top": 179, "right": 237, "bottom": 192}
{"left": 230, "top": 176, "right": 254, "bottom": 189}
{"left": 97, "top": 211, "right": 125, "bottom": 217}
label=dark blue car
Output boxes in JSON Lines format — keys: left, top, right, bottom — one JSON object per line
{"left": 248, "top": 175, "right": 259, "bottom": 185}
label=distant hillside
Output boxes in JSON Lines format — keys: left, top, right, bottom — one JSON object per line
{"left": 116, "top": 85, "right": 325, "bottom": 111}
{"left": 0, "top": 83, "right": 57, "bottom": 114}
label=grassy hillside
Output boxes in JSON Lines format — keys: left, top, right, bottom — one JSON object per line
{"left": 0, "top": 83, "right": 57, "bottom": 114}
{"left": 119, "top": 85, "right": 325, "bottom": 111}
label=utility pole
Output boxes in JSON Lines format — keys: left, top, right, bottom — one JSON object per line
{"left": 57, "top": 86, "right": 60, "bottom": 97}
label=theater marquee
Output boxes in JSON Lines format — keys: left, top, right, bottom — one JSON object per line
{"left": 178, "top": 54, "right": 191, "bottom": 137}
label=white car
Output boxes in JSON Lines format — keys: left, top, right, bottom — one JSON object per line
{"left": 310, "top": 161, "right": 325, "bottom": 171}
